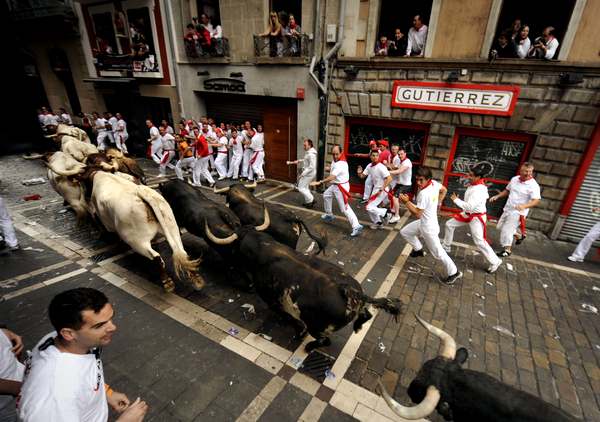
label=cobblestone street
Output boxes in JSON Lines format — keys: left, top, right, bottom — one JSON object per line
{"left": 2, "top": 154, "right": 600, "bottom": 421}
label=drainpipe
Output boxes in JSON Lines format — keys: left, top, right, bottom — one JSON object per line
{"left": 163, "top": 0, "right": 185, "bottom": 119}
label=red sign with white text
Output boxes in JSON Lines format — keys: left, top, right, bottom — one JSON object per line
{"left": 391, "top": 81, "right": 520, "bottom": 116}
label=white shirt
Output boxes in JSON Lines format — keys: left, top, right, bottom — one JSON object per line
{"left": 0, "top": 330, "right": 24, "bottom": 411}
{"left": 18, "top": 332, "right": 108, "bottom": 422}
{"left": 330, "top": 160, "right": 350, "bottom": 185}
{"left": 453, "top": 183, "right": 488, "bottom": 215}
{"left": 504, "top": 176, "right": 541, "bottom": 217}
{"left": 229, "top": 135, "right": 244, "bottom": 155}
{"left": 60, "top": 113, "right": 73, "bottom": 125}
{"left": 95, "top": 118, "right": 108, "bottom": 132}
{"left": 161, "top": 133, "right": 176, "bottom": 151}
{"left": 149, "top": 126, "right": 160, "bottom": 140}
{"left": 363, "top": 162, "right": 390, "bottom": 191}
{"left": 217, "top": 135, "right": 228, "bottom": 152}
{"left": 44, "top": 114, "right": 59, "bottom": 127}
{"left": 395, "top": 157, "right": 412, "bottom": 186}
{"left": 38, "top": 113, "right": 46, "bottom": 125}
{"left": 242, "top": 129, "right": 255, "bottom": 149}
{"left": 108, "top": 117, "right": 118, "bottom": 132}
{"left": 165, "top": 125, "right": 174, "bottom": 135}
{"left": 300, "top": 147, "right": 317, "bottom": 178}
{"left": 406, "top": 25, "right": 428, "bottom": 56}
{"left": 544, "top": 37, "right": 559, "bottom": 59}
{"left": 415, "top": 180, "right": 441, "bottom": 233}
{"left": 516, "top": 37, "right": 531, "bottom": 58}
{"left": 117, "top": 119, "right": 128, "bottom": 137}
{"left": 250, "top": 132, "right": 264, "bottom": 152}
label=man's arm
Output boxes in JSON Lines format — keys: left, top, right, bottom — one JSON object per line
{"left": 438, "top": 184, "right": 448, "bottom": 205}
{"left": 516, "top": 198, "right": 540, "bottom": 211}
{"left": 489, "top": 189, "right": 509, "bottom": 202}
{"left": 399, "top": 194, "right": 423, "bottom": 219}
{"left": 389, "top": 164, "right": 409, "bottom": 175}
{"left": 0, "top": 379, "right": 21, "bottom": 396}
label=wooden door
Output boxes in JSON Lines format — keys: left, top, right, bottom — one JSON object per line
{"left": 262, "top": 101, "right": 297, "bottom": 182}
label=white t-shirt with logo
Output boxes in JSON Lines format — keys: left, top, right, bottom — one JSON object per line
{"left": 396, "top": 157, "right": 412, "bottom": 186}
{"left": 416, "top": 180, "right": 441, "bottom": 234}
{"left": 504, "top": 176, "right": 541, "bottom": 217}
{"left": 229, "top": 135, "right": 244, "bottom": 155}
{"left": 0, "top": 330, "right": 25, "bottom": 412}
{"left": 18, "top": 332, "right": 108, "bottom": 422}
{"left": 363, "top": 162, "right": 390, "bottom": 191}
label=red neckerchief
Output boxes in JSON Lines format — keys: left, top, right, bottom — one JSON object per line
{"left": 470, "top": 179, "right": 485, "bottom": 186}
{"left": 400, "top": 156, "right": 408, "bottom": 163}
{"left": 419, "top": 179, "right": 433, "bottom": 190}
{"left": 519, "top": 176, "right": 532, "bottom": 183}
{"left": 335, "top": 152, "right": 347, "bottom": 162}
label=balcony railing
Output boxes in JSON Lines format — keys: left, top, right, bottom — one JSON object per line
{"left": 184, "top": 37, "right": 230, "bottom": 59}
{"left": 253, "top": 34, "right": 311, "bottom": 59}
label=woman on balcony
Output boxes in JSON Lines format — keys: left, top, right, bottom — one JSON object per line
{"left": 260, "top": 11, "right": 283, "bottom": 57}
{"left": 283, "top": 14, "right": 302, "bottom": 57}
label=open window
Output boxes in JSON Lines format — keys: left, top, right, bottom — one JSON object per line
{"left": 376, "top": 0, "right": 433, "bottom": 57}
{"left": 271, "top": 0, "right": 302, "bottom": 26}
{"left": 196, "top": 0, "right": 221, "bottom": 25}
{"left": 490, "top": 0, "right": 576, "bottom": 60}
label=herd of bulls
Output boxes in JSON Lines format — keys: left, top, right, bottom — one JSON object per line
{"left": 42, "top": 124, "right": 578, "bottom": 421}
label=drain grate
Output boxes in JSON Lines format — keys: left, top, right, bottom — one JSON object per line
{"left": 298, "top": 350, "right": 336, "bottom": 383}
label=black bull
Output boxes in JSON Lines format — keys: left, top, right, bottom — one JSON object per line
{"left": 379, "top": 316, "right": 578, "bottom": 422}
{"left": 215, "top": 184, "right": 327, "bottom": 254}
{"left": 205, "top": 226, "right": 403, "bottom": 352}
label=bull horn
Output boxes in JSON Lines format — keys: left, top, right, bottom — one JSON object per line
{"left": 255, "top": 207, "right": 270, "bottom": 231}
{"left": 204, "top": 222, "right": 238, "bottom": 245}
{"left": 415, "top": 314, "right": 457, "bottom": 360}
{"left": 45, "top": 134, "right": 58, "bottom": 138}
{"left": 244, "top": 181, "right": 257, "bottom": 189}
{"left": 46, "top": 161, "right": 85, "bottom": 177}
{"left": 378, "top": 380, "right": 440, "bottom": 420}
{"left": 213, "top": 185, "right": 231, "bottom": 194}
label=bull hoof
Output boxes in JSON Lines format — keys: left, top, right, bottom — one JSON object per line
{"left": 191, "top": 274, "right": 205, "bottom": 290}
{"left": 162, "top": 278, "right": 176, "bottom": 293}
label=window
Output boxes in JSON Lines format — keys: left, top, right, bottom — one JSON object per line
{"left": 442, "top": 128, "right": 533, "bottom": 219}
{"left": 271, "top": 0, "right": 302, "bottom": 26}
{"left": 344, "top": 118, "right": 429, "bottom": 193}
{"left": 491, "top": 0, "right": 576, "bottom": 60}
{"left": 196, "top": 0, "right": 221, "bottom": 25}
{"left": 376, "top": 0, "right": 432, "bottom": 57}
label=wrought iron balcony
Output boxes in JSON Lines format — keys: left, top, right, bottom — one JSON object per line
{"left": 184, "top": 37, "right": 230, "bottom": 59}
{"left": 253, "top": 34, "right": 312, "bottom": 62}
{"left": 8, "top": 0, "right": 77, "bottom": 36}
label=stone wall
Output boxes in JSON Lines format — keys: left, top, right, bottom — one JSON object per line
{"left": 328, "top": 65, "right": 600, "bottom": 232}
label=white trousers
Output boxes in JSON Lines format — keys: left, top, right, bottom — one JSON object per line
{"left": 241, "top": 148, "right": 253, "bottom": 178}
{"left": 363, "top": 174, "right": 373, "bottom": 201}
{"left": 151, "top": 139, "right": 162, "bottom": 164}
{"left": 0, "top": 196, "right": 18, "bottom": 247}
{"left": 571, "top": 222, "right": 600, "bottom": 260}
{"left": 193, "top": 156, "right": 215, "bottom": 185}
{"left": 96, "top": 131, "right": 112, "bottom": 151}
{"left": 323, "top": 184, "right": 360, "bottom": 229}
{"left": 227, "top": 153, "right": 243, "bottom": 178}
{"left": 175, "top": 157, "right": 196, "bottom": 180}
{"left": 215, "top": 153, "right": 228, "bottom": 178}
{"left": 443, "top": 216, "right": 501, "bottom": 266}
{"left": 208, "top": 154, "right": 215, "bottom": 170}
{"left": 401, "top": 220, "right": 457, "bottom": 277}
{"left": 496, "top": 210, "right": 521, "bottom": 248}
{"left": 366, "top": 191, "right": 388, "bottom": 223}
{"left": 159, "top": 151, "right": 175, "bottom": 175}
{"left": 115, "top": 133, "right": 128, "bottom": 153}
{"left": 298, "top": 174, "right": 315, "bottom": 203}
{"left": 251, "top": 151, "right": 265, "bottom": 179}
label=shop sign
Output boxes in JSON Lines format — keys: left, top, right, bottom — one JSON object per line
{"left": 391, "top": 81, "right": 520, "bottom": 116}
{"left": 203, "top": 78, "right": 246, "bottom": 93}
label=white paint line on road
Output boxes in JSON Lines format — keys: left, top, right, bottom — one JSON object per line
{"left": 263, "top": 187, "right": 293, "bottom": 201}
{"left": 255, "top": 185, "right": 285, "bottom": 197}
{"left": 2, "top": 268, "right": 89, "bottom": 301}
{"left": 0, "top": 260, "right": 72, "bottom": 286}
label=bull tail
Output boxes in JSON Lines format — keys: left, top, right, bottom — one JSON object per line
{"left": 135, "top": 186, "right": 201, "bottom": 280}
{"left": 363, "top": 296, "right": 404, "bottom": 320}
{"left": 297, "top": 220, "right": 328, "bottom": 255}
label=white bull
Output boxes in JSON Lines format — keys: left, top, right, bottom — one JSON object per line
{"left": 46, "top": 152, "right": 89, "bottom": 219}
{"left": 86, "top": 171, "right": 204, "bottom": 292}
{"left": 60, "top": 135, "right": 99, "bottom": 162}
{"left": 55, "top": 124, "right": 91, "bottom": 143}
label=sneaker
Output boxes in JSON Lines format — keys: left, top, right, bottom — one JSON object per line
{"left": 388, "top": 215, "right": 401, "bottom": 224}
{"left": 370, "top": 222, "right": 383, "bottom": 230}
{"left": 383, "top": 209, "right": 392, "bottom": 224}
{"left": 567, "top": 255, "right": 584, "bottom": 263}
{"left": 359, "top": 199, "right": 368, "bottom": 204}
{"left": 409, "top": 249, "right": 426, "bottom": 258}
{"left": 321, "top": 214, "right": 335, "bottom": 223}
{"left": 486, "top": 260, "right": 502, "bottom": 274}
{"left": 497, "top": 250, "right": 511, "bottom": 257}
{"left": 350, "top": 225, "right": 364, "bottom": 237}
{"left": 444, "top": 271, "right": 463, "bottom": 285}
{"left": 515, "top": 235, "right": 527, "bottom": 245}
{"left": 442, "top": 244, "right": 451, "bottom": 253}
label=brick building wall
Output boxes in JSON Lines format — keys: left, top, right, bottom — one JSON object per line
{"left": 327, "top": 62, "right": 600, "bottom": 233}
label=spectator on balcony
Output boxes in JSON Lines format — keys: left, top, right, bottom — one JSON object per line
{"left": 509, "top": 18, "right": 522, "bottom": 40}
{"left": 184, "top": 24, "right": 201, "bottom": 57}
{"left": 528, "top": 26, "right": 559, "bottom": 60}
{"left": 490, "top": 32, "right": 517, "bottom": 59}
{"left": 406, "top": 15, "right": 428, "bottom": 57}
{"left": 260, "top": 11, "right": 283, "bottom": 57}
{"left": 374, "top": 35, "right": 390, "bottom": 56}
{"left": 283, "top": 14, "right": 302, "bottom": 56}
{"left": 192, "top": 17, "right": 212, "bottom": 55}
{"left": 388, "top": 28, "right": 407, "bottom": 57}
{"left": 515, "top": 24, "right": 531, "bottom": 58}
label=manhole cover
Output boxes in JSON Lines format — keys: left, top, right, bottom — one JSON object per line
{"left": 298, "top": 350, "right": 336, "bottom": 383}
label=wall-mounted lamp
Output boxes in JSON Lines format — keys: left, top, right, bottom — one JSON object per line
{"left": 343, "top": 65, "right": 359, "bottom": 79}
{"left": 230, "top": 72, "right": 243, "bottom": 78}
{"left": 197, "top": 70, "right": 210, "bottom": 76}
{"left": 559, "top": 72, "right": 583, "bottom": 85}
{"left": 446, "top": 70, "right": 459, "bottom": 83}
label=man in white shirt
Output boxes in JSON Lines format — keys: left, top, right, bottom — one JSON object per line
{"left": 107, "top": 113, "right": 119, "bottom": 142}
{"left": 59, "top": 108, "right": 73, "bottom": 125}
{"left": 249, "top": 124, "right": 266, "bottom": 182}
{"left": 405, "top": 15, "right": 428, "bottom": 57}
{"left": 161, "top": 120, "right": 174, "bottom": 135}
{"left": 442, "top": 164, "right": 503, "bottom": 274}
{"left": 313, "top": 145, "right": 364, "bottom": 237}
{"left": 226, "top": 128, "right": 244, "bottom": 180}
{"left": 18, "top": 288, "right": 148, "bottom": 422}
{"left": 0, "top": 327, "right": 24, "bottom": 421}
{"left": 490, "top": 162, "right": 541, "bottom": 257}
{"left": 530, "top": 26, "right": 559, "bottom": 60}
{"left": 389, "top": 146, "right": 412, "bottom": 224}
{"left": 568, "top": 212, "right": 600, "bottom": 262}
{"left": 399, "top": 167, "right": 462, "bottom": 285}
{"left": 158, "top": 126, "right": 176, "bottom": 176}
{"left": 287, "top": 139, "right": 317, "bottom": 208}
{"left": 241, "top": 121, "right": 255, "bottom": 180}
{"left": 358, "top": 140, "right": 378, "bottom": 204}
{"left": 214, "top": 128, "right": 229, "bottom": 180}
{"left": 357, "top": 150, "right": 393, "bottom": 229}
{"left": 146, "top": 120, "right": 162, "bottom": 165}
{"left": 114, "top": 113, "right": 129, "bottom": 154}
{"left": 93, "top": 112, "right": 111, "bottom": 152}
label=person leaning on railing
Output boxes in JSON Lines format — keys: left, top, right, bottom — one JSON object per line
{"left": 283, "top": 14, "right": 302, "bottom": 56}
{"left": 259, "top": 11, "right": 283, "bottom": 57}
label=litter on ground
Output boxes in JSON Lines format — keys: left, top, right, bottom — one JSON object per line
{"left": 492, "top": 325, "right": 516, "bottom": 338}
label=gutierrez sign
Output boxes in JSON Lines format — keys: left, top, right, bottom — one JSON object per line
{"left": 391, "top": 81, "right": 520, "bottom": 116}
